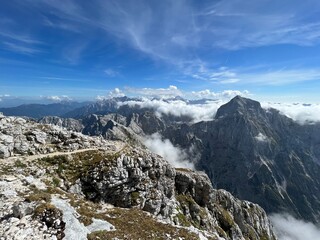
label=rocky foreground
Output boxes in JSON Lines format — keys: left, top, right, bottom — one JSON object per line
{"left": 0, "top": 114, "right": 276, "bottom": 240}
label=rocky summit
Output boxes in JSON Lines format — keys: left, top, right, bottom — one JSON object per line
{"left": 0, "top": 113, "right": 277, "bottom": 239}
{"left": 187, "top": 97, "right": 320, "bottom": 223}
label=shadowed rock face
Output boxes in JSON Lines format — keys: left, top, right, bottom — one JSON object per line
{"left": 187, "top": 96, "right": 320, "bottom": 223}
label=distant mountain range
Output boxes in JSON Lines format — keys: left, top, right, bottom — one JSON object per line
{"left": 0, "top": 101, "right": 89, "bottom": 118}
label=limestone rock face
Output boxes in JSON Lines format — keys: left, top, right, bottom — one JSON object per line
{"left": 79, "top": 149, "right": 276, "bottom": 240}
{"left": 38, "top": 116, "right": 83, "bottom": 132}
{"left": 81, "top": 150, "right": 176, "bottom": 217}
{"left": 0, "top": 114, "right": 108, "bottom": 158}
{"left": 174, "top": 169, "right": 275, "bottom": 240}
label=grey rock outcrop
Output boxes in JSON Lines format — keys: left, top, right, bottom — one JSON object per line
{"left": 79, "top": 148, "right": 276, "bottom": 240}
{"left": 38, "top": 116, "right": 83, "bottom": 132}
{"left": 0, "top": 114, "right": 109, "bottom": 158}
{"left": 81, "top": 149, "right": 176, "bottom": 217}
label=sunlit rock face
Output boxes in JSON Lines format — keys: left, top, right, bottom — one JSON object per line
{"left": 0, "top": 115, "right": 276, "bottom": 239}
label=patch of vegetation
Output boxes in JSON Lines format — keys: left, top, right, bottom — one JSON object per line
{"left": 216, "top": 206, "right": 234, "bottom": 236}
{"left": 175, "top": 212, "right": 191, "bottom": 227}
{"left": 175, "top": 168, "right": 193, "bottom": 172}
{"left": 176, "top": 194, "right": 196, "bottom": 206}
{"left": 260, "top": 230, "right": 273, "bottom": 240}
{"left": 38, "top": 150, "right": 115, "bottom": 184}
{"left": 14, "top": 159, "right": 27, "bottom": 168}
{"left": 52, "top": 177, "right": 60, "bottom": 187}
{"left": 130, "top": 191, "right": 141, "bottom": 206}
{"left": 176, "top": 194, "right": 210, "bottom": 229}
{"left": 0, "top": 164, "right": 14, "bottom": 175}
{"left": 24, "top": 186, "right": 52, "bottom": 203}
{"left": 214, "top": 225, "right": 228, "bottom": 239}
{"left": 33, "top": 203, "right": 57, "bottom": 217}
{"left": 244, "top": 225, "right": 258, "bottom": 240}
{"left": 87, "top": 208, "right": 200, "bottom": 240}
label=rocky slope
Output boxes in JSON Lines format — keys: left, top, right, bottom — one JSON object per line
{"left": 0, "top": 113, "right": 277, "bottom": 239}
{"left": 0, "top": 112, "right": 110, "bottom": 158}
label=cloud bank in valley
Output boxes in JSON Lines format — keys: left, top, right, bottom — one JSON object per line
{"left": 120, "top": 98, "right": 224, "bottom": 123}
{"left": 115, "top": 87, "right": 250, "bottom": 123}
{"left": 143, "top": 133, "right": 194, "bottom": 169}
{"left": 262, "top": 102, "right": 320, "bottom": 125}
{"left": 270, "top": 214, "right": 320, "bottom": 240}
{"left": 107, "top": 86, "right": 320, "bottom": 125}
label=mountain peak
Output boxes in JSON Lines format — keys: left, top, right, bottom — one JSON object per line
{"left": 215, "top": 95, "right": 263, "bottom": 118}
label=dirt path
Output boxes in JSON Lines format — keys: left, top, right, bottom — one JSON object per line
{"left": 1, "top": 148, "right": 99, "bottom": 164}
{"left": 2, "top": 141, "right": 127, "bottom": 164}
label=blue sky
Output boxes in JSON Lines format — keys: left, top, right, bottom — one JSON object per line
{"left": 1, "top": 0, "right": 320, "bottom": 103}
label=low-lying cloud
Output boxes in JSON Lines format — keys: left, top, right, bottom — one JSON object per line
{"left": 262, "top": 102, "right": 320, "bottom": 125}
{"left": 120, "top": 98, "right": 224, "bottom": 123}
{"left": 255, "top": 132, "right": 269, "bottom": 143}
{"left": 143, "top": 133, "right": 194, "bottom": 169}
{"left": 270, "top": 214, "right": 320, "bottom": 240}
{"left": 107, "top": 86, "right": 320, "bottom": 125}
{"left": 41, "top": 95, "right": 72, "bottom": 102}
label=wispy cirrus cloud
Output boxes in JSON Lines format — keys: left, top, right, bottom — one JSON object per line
{"left": 193, "top": 66, "right": 320, "bottom": 85}
{"left": 104, "top": 68, "right": 119, "bottom": 77}
{"left": 0, "top": 18, "right": 43, "bottom": 55}
{"left": 3, "top": 0, "right": 320, "bottom": 91}
{"left": 0, "top": 30, "right": 42, "bottom": 45}
{"left": 2, "top": 41, "right": 41, "bottom": 55}
{"left": 28, "top": 0, "right": 320, "bottom": 78}
{"left": 40, "top": 77, "right": 89, "bottom": 83}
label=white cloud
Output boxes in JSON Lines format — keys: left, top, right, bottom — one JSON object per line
{"left": 112, "top": 87, "right": 251, "bottom": 122}
{"left": 143, "top": 133, "right": 194, "bottom": 169}
{"left": 191, "top": 89, "right": 249, "bottom": 99}
{"left": 2, "top": 41, "right": 40, "bottom": 55}
{"left": 96, "top": 88, "right": 125, "bottom": 101}
{"left": 262, "top": 102, "right": 320, "bottom": 124}
{"left": 22, "top": 1, "right": 320, "bottom": 84}
{"left": 255, "top": 133, "right": 269, "bottom": 142}
{"left": 97, "top": 86, "right": 320, "bottom": 125}
{"left": 104, "top": 68, "right": 119, "bottom": 77}
{"left": 119, "top": 98, "right": 224, "bottom": 123}
{"left": 270, "top": 214, "right": 320, "bottom": 240}
{"left": 108, "top": 88, "right": 125, "bottom": 98}
{"left": 125, "top": 85, "right": 183, "bottom": 98}
{"left": 63, "top": 42, "right": 88, "bottom": 65}
{"left": 192, "top": 66, "right": 320, "bottom": 86}
{"left": 41, "top": 95, "right": 72, "bottom": 102}
{"left": 240, "top": 69, "right": 320, "bottom": 85}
